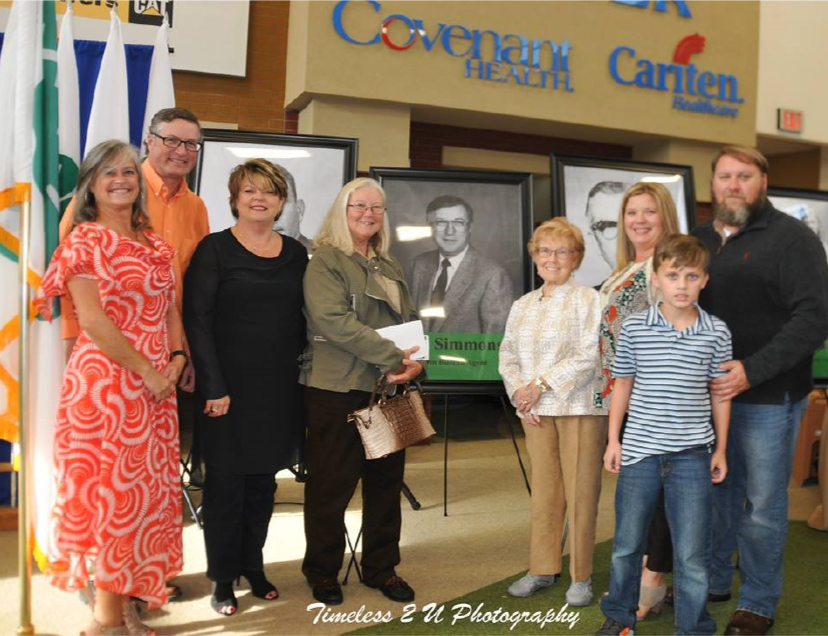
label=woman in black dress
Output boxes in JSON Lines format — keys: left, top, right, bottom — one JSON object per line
{"left": 184, "top": 158, "right": 307, "bottom": 616}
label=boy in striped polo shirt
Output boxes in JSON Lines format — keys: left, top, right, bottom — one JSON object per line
{"left": 597, "top": 235, "right": 732, "bottom": 636}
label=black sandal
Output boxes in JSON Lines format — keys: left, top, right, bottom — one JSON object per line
{"left": 210, "top": 581, "right": 238, "bottom": 616}
{"left": 241, "top": 570, "right": 279, "bottom": 600}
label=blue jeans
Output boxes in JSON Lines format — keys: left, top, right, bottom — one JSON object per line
{"left": 709, "top": 396, "right": 807, "bottom": 619}
{"left": 601, "top": 448, "right": 716, "bottom": 635}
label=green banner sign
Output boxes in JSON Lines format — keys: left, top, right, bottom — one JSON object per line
{"left": 814, "top": 340, "right": 828, "bottom": 381}
{"left": 426, "top": 332, "right": 504, "bottom": 381}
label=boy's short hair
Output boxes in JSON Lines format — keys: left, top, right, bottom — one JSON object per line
{"left": 653, "top": 234, "right": 710, "bottom": 273}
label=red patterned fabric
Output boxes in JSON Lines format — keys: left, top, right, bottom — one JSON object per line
{"left": 33, "top": 222, "right": 182, "bottom": 605}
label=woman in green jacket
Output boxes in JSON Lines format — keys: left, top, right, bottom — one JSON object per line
{"left": 300, "top": 177, "right": 423, "bottom": 607}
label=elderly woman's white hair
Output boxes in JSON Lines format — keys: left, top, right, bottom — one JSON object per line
{"left": 313, "top": 177, "right": 392, "bottom": 257}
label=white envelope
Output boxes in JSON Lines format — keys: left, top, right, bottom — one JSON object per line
{"left": 375, "top": 320, "right": 429, "bottom": 360}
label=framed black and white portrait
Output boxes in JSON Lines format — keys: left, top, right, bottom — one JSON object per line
{"left": 370, "top": 167, "right": 533, "bottom": 384}
{"left": 768, "top": 186, "right": 828, "bottom": 385}
{"left": 550, "top": 154, "right": 696, "bottom": 288}
{"left": 192, "top": 130, "right": 358, "bottom": 251}
{"left": 769, "top": 186, "right": 828, "bottom": 263}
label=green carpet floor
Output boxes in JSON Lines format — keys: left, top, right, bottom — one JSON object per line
{"left": 347, "top": 522, "right": 828, "bottom": 635}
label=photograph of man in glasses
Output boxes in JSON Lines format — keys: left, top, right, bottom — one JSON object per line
{"left": 584, "top": 181, "right": 630, "bottom": 278}
{"left": 409, "top": 195, "right": 513, "bottom": 333}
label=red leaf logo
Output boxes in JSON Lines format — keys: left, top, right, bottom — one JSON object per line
{"left": 673, "top": 34, "right": 706, "bottom": 64}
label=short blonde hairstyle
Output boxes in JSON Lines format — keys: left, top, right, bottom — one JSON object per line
{"left": 528, "top": 217, "right": 586, "bottom": 269}
{"left": 73, "top": 140, "right": 148, "bottom": 231}
{"left": 227, "top": 158, "right": 288, "bottom": 220}
{"left": 313, "top": 178, "right": 392, "bottom": 257}
{"left": 613, "top": 182, "right": 680, "bottom": 275}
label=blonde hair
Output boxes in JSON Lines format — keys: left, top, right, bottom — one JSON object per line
{"left": 528, "top": 217, "right": 586, "bottom": 269}
{"left": 73, "top": 140, "right": 148, "bottom": 231}
{"left": 313, "top": 177, "right": 392, "bottom": 257}
{"left": 613, "top": 182, "right": 680, "bottom": 275}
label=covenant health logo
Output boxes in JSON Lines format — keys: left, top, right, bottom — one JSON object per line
{"left": 332, "top": 0, "right": 573, "bottom": 92}
{"left": 608, "top": 34, "right": 744, "bottom": 118}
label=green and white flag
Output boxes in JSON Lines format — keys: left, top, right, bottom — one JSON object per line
{"left": 57, "top": 0, "right": 80, "bottom": 215}
{"left": 0, "top": 0, "right": 64, "bottom": 569}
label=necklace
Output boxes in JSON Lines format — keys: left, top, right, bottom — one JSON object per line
{"left": 232, "top": 226, "right": 280, "bottom": 255}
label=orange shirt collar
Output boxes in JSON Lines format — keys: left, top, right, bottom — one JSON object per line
{"left": 142, "top": 160, "right": 192, "bottom": 201}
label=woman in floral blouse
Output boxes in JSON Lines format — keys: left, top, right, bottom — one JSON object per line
{"left": 499, "top": 218, "right": 604, "bottom": 608}
{"left": 597, "top": 181, "right": 680, "bottom": 619}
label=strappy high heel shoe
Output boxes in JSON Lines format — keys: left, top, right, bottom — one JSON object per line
{"left": 79, "top": 619, "right": 129, "bottom": 636}
{"left": 210, "top": 581, "right": 238, "bottom": 616}
{"left": 636, "top": 581, "right": 667, "bottom": 620}
{"left": 241, "top": 570, "right": 279, "bottom": 600}
{"left": 122, "top": 599, "right": 156, "bottom": 636}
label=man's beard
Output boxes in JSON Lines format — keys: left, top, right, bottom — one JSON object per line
{"left": 713, "top": 192, "right": 766, "bottom": 227}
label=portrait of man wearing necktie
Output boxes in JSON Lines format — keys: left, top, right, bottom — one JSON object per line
{"left": 409, "top": 195, "right": 513, "bottom": 333}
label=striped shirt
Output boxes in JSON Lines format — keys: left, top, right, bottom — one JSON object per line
{"left": 612, "top": 304, "right": 732, "bottom": 465}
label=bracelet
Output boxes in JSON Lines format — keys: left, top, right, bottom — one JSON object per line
{"left": 534, "top": 377, "right": 550, "bottom": 393}
{"left": 170, "top": 349, "right": 188, "bottom": 363}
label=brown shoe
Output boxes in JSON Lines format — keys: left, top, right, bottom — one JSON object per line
{"left": 366, "top": 574, "right": 415, "bottom": 603}
{"left": 724, "top": 610, "right": 774, "bottom": 635}
{"left": 311, "top": 577, "right": 343, "bottom": 605}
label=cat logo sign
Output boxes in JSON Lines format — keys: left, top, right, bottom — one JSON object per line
{"left": 129, "top": 0, "right": 173, "bottom": 27}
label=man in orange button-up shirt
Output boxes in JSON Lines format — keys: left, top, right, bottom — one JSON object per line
{"left": 59, "top": 107, "right": 210, "bottom": 390}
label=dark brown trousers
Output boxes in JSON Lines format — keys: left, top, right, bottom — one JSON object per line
{"left": 301, "top": 386, "right": 405, "bottom": 587}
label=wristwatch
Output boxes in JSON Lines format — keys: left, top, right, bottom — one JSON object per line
{"left": 534, "top": 377, "right": 550, "bottom": 393}
{"left": 170, "top": 349, "right": 188, "bottom": 364}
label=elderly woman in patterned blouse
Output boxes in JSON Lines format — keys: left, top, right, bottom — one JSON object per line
{"left": 499, "top": 217, "right": 605, "bottom": 608}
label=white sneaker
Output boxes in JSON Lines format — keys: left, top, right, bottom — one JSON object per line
{"left": 566, "top": 577, "right": 593, "bottom": 606}
{"left": 507, "top": 573, "right": 558, "bottom": 598}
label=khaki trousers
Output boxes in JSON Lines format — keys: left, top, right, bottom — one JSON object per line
{"left": 523, "top": 415, "right": 607, "bottom": 581}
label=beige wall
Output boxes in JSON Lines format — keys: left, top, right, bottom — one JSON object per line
{"left": 757, "top": 1, "right": 828, "bottom": 145}
{"left": 287, "top": 1, "right": 759, "bottom": 148}
{"left": 298, "top": 97, "right": 411, "bottom": 171}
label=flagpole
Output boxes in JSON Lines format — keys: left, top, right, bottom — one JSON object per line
{"left": 17, "top": 195, "right": 34, "bottom": 636}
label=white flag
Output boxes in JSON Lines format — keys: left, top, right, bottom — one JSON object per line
{"left": 57, "top": 0, "right": 81, "bottom": 212}
{"left": 84, "top": 7, "right": 130, "bottom": 155}
{"left": 0, "top": 0, "right": 64, "bottom": 570}
{"left": 141, "top": 17, "right": 175, "bottom": 155}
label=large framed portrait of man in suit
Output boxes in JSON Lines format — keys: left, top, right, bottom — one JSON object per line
{"left": 192, "top": 130, "right": 358, "bottom": 253}
{"left": 370, "top": 167, "right": 533, "bottom": 384}
{"left": 550, "top": 154, "right": 696, "bottom": 288}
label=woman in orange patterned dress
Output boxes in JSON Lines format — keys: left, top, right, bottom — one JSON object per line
{"left": 34, "top": 140, "right": 185, "bottom": 636}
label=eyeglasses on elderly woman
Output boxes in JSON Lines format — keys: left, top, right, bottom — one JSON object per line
{"left": 536, "top": 247, "right": 574, "bottom": 260}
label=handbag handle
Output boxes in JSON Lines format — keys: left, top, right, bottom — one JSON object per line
{"left": 365, "top": 377, "right": 424, "bottom": 422}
